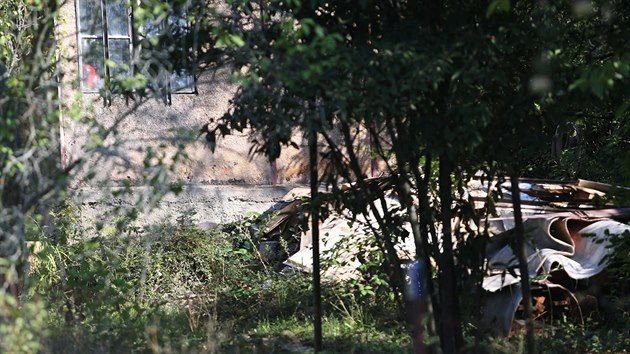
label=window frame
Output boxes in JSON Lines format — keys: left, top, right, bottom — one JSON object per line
{"left": 76, "top": 0, "right": 133, "bottom": 94}
{"left": 76, "top": 0, "right": 197, "bottom": 101}
{"left": 136, "top": 5, "right": 197, "bottom": 102}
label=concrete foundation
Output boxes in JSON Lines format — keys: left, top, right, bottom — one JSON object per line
{"left": 72, "top": 184, "right": 298, "bottom": 226}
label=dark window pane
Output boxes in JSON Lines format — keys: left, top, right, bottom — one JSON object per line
{"left": 167, "top": 9, "right": 193, "bottom": 93}
{"left": 166, "top": 13, "right": 187, "bottom": 35}
{"left": 78, "top": 0, "right": 103, "bottom": 34}
{"left": 140, "top": 20, "right": 162, "bottom": 38}
{"left": 106, "top": 0, "right": 129, "bottom": 36}
{"left": 149, "top": 70, "right": 169, "bottom": 95}
{"left": 108, "top": 39, "right": 131, "bottom": 78}
{"left": 81, "top": 39, "right": 105, "bottom": 90}
{"left": 171, "top": 70, "right": 194, "bottom": 93}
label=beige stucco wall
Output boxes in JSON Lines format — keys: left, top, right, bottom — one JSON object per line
{"left": 57, "top": 0, "right": 309, "bottom": 224}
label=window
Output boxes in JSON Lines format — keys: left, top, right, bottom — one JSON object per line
{"left": 76, "top": 0, "right": 132, "bottom": 92}
{"left": 76, "top": 0, "right": 196, "bottom": 101}
{"left": 137, "top": 4, "right": 196, "bottom": 101}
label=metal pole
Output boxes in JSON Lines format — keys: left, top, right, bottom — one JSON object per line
{"left": 309, "top": 130, "right": 322, "bottom": 351}
{"left": 510, "top": 174, "right": 537, "bottom": 354}
{"left": 369, "top": 121, "right": 378, "bottom": 177}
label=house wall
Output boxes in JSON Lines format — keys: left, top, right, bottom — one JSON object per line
{"left": 57, "top": 0, "right": 310, "bottom": 225}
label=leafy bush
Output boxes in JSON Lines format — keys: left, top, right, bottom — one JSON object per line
{"left": 0, "top": 292, "right": 48, "bottom": 354}
{"left": 18, "top": 205, "right": 406, "bottom": 352}
{"left": 28, "top": 206, "right": 232, "bottom": 352}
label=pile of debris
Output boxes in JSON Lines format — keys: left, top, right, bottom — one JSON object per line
{"left": 475, "top": 178, "right": 630, "bottom": 334}
{"left": 231, "top": 176, "right": 630, "bottom": 335}
{"left": 254, "top": 179, "right": 415, "bottom": 280}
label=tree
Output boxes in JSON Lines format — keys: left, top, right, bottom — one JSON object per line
{"left": 184, "top": 1, "right": 630, "bottom": 353}
{"left": 0, "top": 0, "right": 65, "bottom": 296}
{"left": 0, "top": 0, "right": 188, "bottom": 299}
{"left": 5, "top": 0, "right": 614, "bottom": 351}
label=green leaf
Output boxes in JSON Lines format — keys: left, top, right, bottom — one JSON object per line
{"left": 104, "top": 59, "right": 116, "bottom": 68}
{"left": 590, "top": 75, "right": 604, "bottom": 98}
{"left": 486, "top": 0, "right": 511, "bottom": 18}
{"left": 615, "top": 100, "right": 630, "bottom": 118}
{"left": 229, "top": 34, "right": 245, "bottom": 47}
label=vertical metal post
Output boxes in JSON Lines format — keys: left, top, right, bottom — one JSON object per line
{"left": 510, "top": 174, "right": 536, "bottom": 354}
{"left": 369, "top": 121, "right": 378, "bottom": 177}
{"left": 309, "top": 130, "right": 322, "bottom": 351}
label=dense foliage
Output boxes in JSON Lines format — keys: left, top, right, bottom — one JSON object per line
{"left": 14, "top": 208, "right": 630, "bottom": 353}
{"left": 0, "top": 0, "right": 66, "bottom": 302}
{"left": 190, "top": 1, "right": 630, "bottom": 352}
{"left": 23, "top": 207, "right": 410, "bottom": 353}
{"left": 2, "top": 0, "right": 630, "bottom": 353}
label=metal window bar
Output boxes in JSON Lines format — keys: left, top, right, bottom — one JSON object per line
{"left": 101, "top": 0, "right": 111, "bottom": 104}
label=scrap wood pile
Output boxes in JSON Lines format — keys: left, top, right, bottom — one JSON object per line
{"left": 256, "top": 176, "right": 415, "bottom": 280}
{"left": 241, "top": 176, "right": 630, "bottom": 335}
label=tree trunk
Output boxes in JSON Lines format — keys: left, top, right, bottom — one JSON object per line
{"left": 0, "top": 166, "right": 25, "bottom": 298}
{"left": 397, "top": 176, "right": 439, "bottom": 354}
{"left": 1, "top": 84, "right": 26, "bottom": 298}
{"left": 309, "top": 130, "right": 323, "bottom": 352}
{"left": 437, "top": 157, "right": 462, "bottom": 354}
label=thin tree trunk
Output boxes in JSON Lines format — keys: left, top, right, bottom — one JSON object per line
{"left": 0, "top": 207, "right": 25, "bottom": 298}
{"left": 397, "top": 176, "right": 438, "bottom": 354}
{"left": 411, "top": 157, "right": 441, "bottom": 354}
{"left": 510, "top": 174, "right": 536, "bottom": 354}
{"left": 309, "top": 130, "right": 322, "bottom": 352}
{"left": 437, "top": 157, "right": 462, "bottom": 354}
{"left": 338, "top": 120, "right": 404, "bottom": 290}
{"left": 364, "top": 126, "right": 437, "bottom": 325}
{"left": 1, "top": 86, "right": 26, "bottom": 299}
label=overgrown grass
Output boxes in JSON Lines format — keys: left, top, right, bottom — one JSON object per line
{"left": 1, "top": 204, "right": 628, "bottom": 353}
{"left": 4, "top": 205, "right": 407, "bottom": 353}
